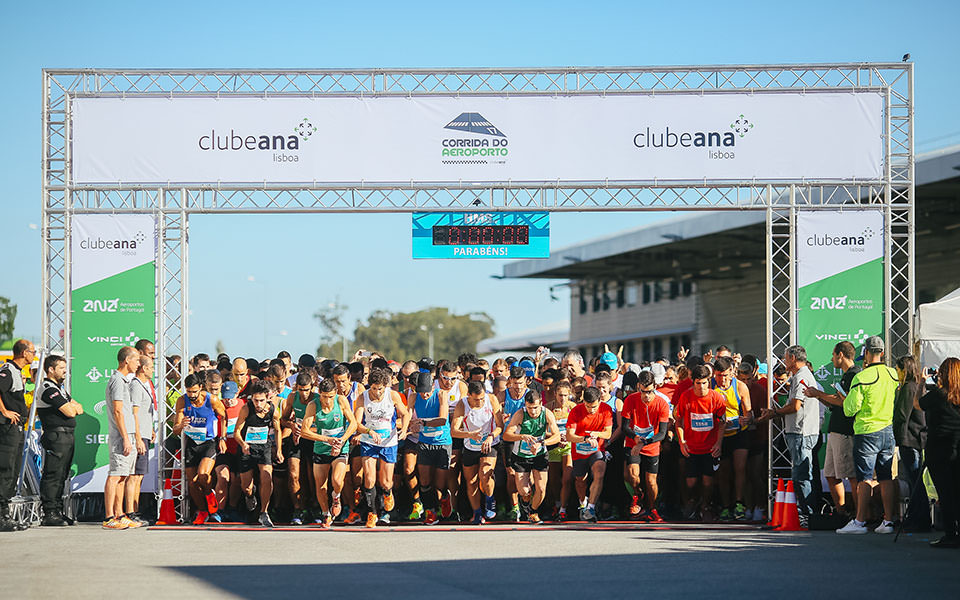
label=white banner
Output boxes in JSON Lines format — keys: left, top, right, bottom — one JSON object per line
{"left": 796, "top": 209, "right": 885, "bottom": 288}
{"left": 72, "top": 93, "right": 882, "bottom": 184}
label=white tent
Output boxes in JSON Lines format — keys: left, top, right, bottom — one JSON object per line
{"left": 916, "top": 286, "right": 960, "bottom": 368}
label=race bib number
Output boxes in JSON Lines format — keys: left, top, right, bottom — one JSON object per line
{"left": 184, "top": 425, "right": 208, "bottom": 443}
{"left": 362, "top": 428, "right": 390, "bottom": 445}
{"left": 421, "top": 425, "right": 443, "bottom": 437}
{"left": 226, "top": 417, "right": 238, "bottom": 435}
{"left": 575, "top": 441, "right": 596, "bottom": 454}
{"left": 321, "top": 426, "right": 344, "bottom": 438}
{"left": 725, "top": 416, "right": 740, "bottom": 431}
{"left": 245, "top": 426, "right": 269, "bottom": 444}
{"left": 691, "top": 413, "right": 713, "bottom": 432}
{"left": 632, "top": 425, "right": 654, "bottom": 439}
{"left": 517, "top": 439, "right": 539, "bottom": 457}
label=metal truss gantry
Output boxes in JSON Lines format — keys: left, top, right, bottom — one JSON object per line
{"left": 42, "top": 64, "right": 913, "bottom": 520}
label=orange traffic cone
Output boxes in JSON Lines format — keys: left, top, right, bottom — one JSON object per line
{"left": 156, "top": 478, "right": 179, "bottom": 525}
{"left": 775, "top": 480, "right": 804, "bottom": 531}
{"left": 766, "top": 478, "right": 785, "bottom": 528}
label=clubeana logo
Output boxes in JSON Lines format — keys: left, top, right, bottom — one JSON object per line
{"left": 79, "top": 230, "right": 146, "bottom": 251}
{"left": 633, "top": 114, "right": 754, "bottom": 161}
{"left": 198, "top": 117, "right": 315, "bottom": 164}
{"left": 441, "top": 112, "right": 509, "bottom": 163}
{"left": 806, "top": 227, "right": 876, "bottom": 247}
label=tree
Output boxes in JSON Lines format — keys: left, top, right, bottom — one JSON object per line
{"left": 352, "top": 307, "right": 494, "bottom": 362}
{"left": 0, "top": 297, "right": 16, "bottom": 346}
{"left": 315, "top": 297, "right": 351, "bottom": 361}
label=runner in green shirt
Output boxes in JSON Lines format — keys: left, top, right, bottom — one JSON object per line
{"left": 300, "top": 379, "right": 357, "bottom": 528}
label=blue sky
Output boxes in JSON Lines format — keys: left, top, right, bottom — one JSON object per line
{"left": 2, "top": 0, "right": 958, "bottom": 358}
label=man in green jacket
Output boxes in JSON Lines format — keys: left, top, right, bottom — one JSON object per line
{"left": 836, "top": 335, "right": 898, "bottom": 535}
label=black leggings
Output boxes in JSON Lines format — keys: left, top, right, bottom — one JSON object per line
{"left": 929, "top": 455, "right": 960, "bottom": 536}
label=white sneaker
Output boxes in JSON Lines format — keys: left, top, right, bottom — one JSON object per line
{"left": 874, "top": 520, "right": 894, "bottom": 534}
{"left": 836, "top": 519, "right": 868, "bottom": 534}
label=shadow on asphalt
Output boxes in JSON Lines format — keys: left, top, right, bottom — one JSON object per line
{"left": 165, "top": 536, "right": 956, "bottom": 599}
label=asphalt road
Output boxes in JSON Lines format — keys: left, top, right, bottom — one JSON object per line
{"left": 1, "top": 522, "right": 955, "bottom": 599}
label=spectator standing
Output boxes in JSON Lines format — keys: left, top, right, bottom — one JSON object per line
{"left": 918, "top": 357, "right": 960, "bottom": 548}
{"left": 103, "top": 346, "right": 142, "bottom": 530}
{"left": 893, "top": 355, "right": 929, "bottom": 531}
{"left": 837, "top": 336, "right": 899, "bottom": 534}
{"left": 37, "top": 354, "right": 83, "bottom": 526}
{"left": 128, "top": 355, "right": 157, "bottom": 524}
{"left": 0, "top": 339, "right": 35, "bottom": 532}
{"left": 759, "top": 345, "right": 821, "bottom": 526}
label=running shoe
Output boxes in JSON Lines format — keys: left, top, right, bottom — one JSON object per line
{"left": 312, "top": 509, "right": 324, "bottom": 525}
{"left": 379, "top": 512, "right": 392, "bottom": 525}
{"left": 365, "top": 513, "right": 378, "bottom": 528}
{"left": 344, "top": 510, "right": 362, "bottom": 525}
{"left": 127, "top": 512, "right": 149, "bottom": 526}
{"left": 507, "top": 506, "right": 521, "bottom": 523}
{"left": 836, "top": 519, "right": 867, "bottom": 534}
{"left": 118, "top": 515, "right": 143, "bottom": 528}
{"left": 484, "top": 496, "right": 497, "bottom": 521}
{"left": 471, "top": 509, "right": 484, "bottom": 525}
{"left": 408, "top": 501, "right": 424, "bottom": 521}
{"left": 192, "top": 511, "right": 209, "bottom": 526}
{"left": 557, "top": 508, "right": 568, "bottom": 522}
{"left": 733, "top": 501, "right": 747, "bottom": 521}
{"left": 646, "top": 509, "right": 664, "bottom": 523}
{"left": 331, "top": 496, "right": 343, "bottom": 518}
{"left": 322, "top": 513, "right": 333, "bottom": 529}
{"left": 582, "top": 507, "right": 597, "bottom": 523}
{"left": 424, "top": 510, "right": 440, "bottom": 525}
{"left": 208, "top": 512, "right": 222, "bottom": 523}
{"left": 244, "top": 493, "right": 257, "bottom": 513}
{"left": 205, "top": 491, "right": 219, "bottom": 514}
{"left": 529, "top": 512, "right": 543, "bottom": 525}
{"left": 101, "top": 517, "right": 128, "bottom": 530}
{"left": 259, "top": 512, "right": 274, "bottom": 528}
{"left": 290, "top": 514, "right": 303, "bottom": 526}
{"left": 874, "top": 520, "right": 895, "bottom": 534}
{"left": 629, "top": 495, "right": 641, "bottom": 516}
{"left": 440, "top": 493, "right": 453, "bottom": 519}
{"left": 383, "top": 492, "right": 395, "bottom": 512}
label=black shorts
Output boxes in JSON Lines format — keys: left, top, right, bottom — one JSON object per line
{"left": 239, "top": 444, "right": 273, "bottom": 472}
{"left": 399, "top": 439, "right": 419, "bottom": 455}
{"left": 452, "top": 437, "right": 464, "bottom": 451}
{"left": 215, "top": 451, "right": 240, "bottom": 472}
{"left": 184, "top": 439, "right": 218, "bottom": 469}
{"left": 721, "top": 431, "right": 749, "bottom": 458}
{"left": 349, "top": 443, "right": 362, "bottom": 460}
{"left": 625, "top": 452, "right": 660, "bottom": 474}
{"left": 313, "top": 452, "right": 348, "bottom": 465}
{"left": 134, "top": 438, "right": 151, "bottom": 475}
{"left": 501, "top": 444, "right": 517, "bottom": 471}
{"left": 572, "top": 451, "right": 605, "bottom": 478}
{"left": 512, "top": 453, "right": 549, "bottom": 472}
{"left": 684, "top": 453, "right": 720, "bottom": 478}
{"left": 462, "top": 443, "right": 500, "bottom": 467}
{"left": 282, "top": 436, "right": 301, "bottom": 460}
{"left": 417, "top": 443, "right": 452, "bottom": 469}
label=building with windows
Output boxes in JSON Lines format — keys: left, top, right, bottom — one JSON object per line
{"left": 500, "top": 145, "right": 960, "bottom": 365}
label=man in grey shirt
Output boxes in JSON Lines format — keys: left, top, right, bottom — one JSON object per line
{"left": 759, "top": 344, "right": 821, "bottom": 522}
{"left": 103, "top": 346, "right": 142, "bottom": 529}
{"left": 127, "top": 355, "right": 156, "bottom": 525}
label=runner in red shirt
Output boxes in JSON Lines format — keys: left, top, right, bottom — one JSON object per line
{"left": 566, "top": 387, "right": 613, "bottom": 522}
{"left": 673, "top": 364, "right": 727, "bottom": 521}
{"left": 620, "top": 371, "right": 671, "bottom": 522}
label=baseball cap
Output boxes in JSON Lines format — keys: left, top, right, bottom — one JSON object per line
{"left": 864, "top": 335, "right": 884, "bottom": 352}
{"left": 757, "top": 362, "right": 768, "bottom": 375}
{"left": 518, "top": 359, "right": 536, "bottom": 377}
{"left": 298, "top": 353, "right": 316, "bottom": 368}
{"left": 620, "top": 370, "right": 639, "bottom": 393}
{"left": 320, "top": 359, "right": 340, "bottom": 372}
{"left": 221, "top": 380, "right": 238, "bottom": 399}
{"left": 600, "top": 352, "right": 618, "bottom": 370}
{"left": 417, "top": 357, "right": 435, "bottom": 373}
{"left": 649, "top": 363, "right": 666, "bottom": 386}
{"left": 415, "top": 372, "right": 434, "bottom": 395}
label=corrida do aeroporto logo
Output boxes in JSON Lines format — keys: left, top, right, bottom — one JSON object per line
{"left": 441, "top": 113, "right": 508, "bottom": 164}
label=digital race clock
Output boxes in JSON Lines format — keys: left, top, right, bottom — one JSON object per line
{"left": 412, "top": 212, "right": 549, "bottom": 259}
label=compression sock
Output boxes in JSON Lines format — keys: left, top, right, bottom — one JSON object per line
{"left": 363, "top": 487, "right": 377, "bottom": 515}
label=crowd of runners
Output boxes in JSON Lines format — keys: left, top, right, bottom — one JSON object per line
{"left": 145, "top": 344, "right": 777, "bottom": 529}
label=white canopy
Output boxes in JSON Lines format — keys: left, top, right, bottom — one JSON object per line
{"left": 916, "top": 286, "right": 960, "bottom": 368}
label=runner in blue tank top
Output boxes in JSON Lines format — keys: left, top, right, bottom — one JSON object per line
{"left": 173, "top": 373, "right": 227, "bottom": 525}
{"left": 411, "top": 372, "right": 452, "bottom": 524}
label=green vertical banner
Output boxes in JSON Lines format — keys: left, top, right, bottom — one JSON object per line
{"left": 796, "top": 209, "right": 885, "bottom": 396}
{"left": 70, "top": 214, "right": 157, "bottom": 493}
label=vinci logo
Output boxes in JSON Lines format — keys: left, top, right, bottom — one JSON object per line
{"left": 87, "top": 331, "right": 139, "bottom": 346}
{"left": 82, "top": 298, "right": 120, "bottom": 313}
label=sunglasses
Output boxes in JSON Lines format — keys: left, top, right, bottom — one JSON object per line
{"left": 440, "top": 375, "right": 458, "bottom": 382}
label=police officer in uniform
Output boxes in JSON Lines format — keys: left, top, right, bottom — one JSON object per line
{"left": 37, "top": 354, "right": 83, "bottom": 526}
{"left": 0, "top": 339, "right": 36, "bottom": 531}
